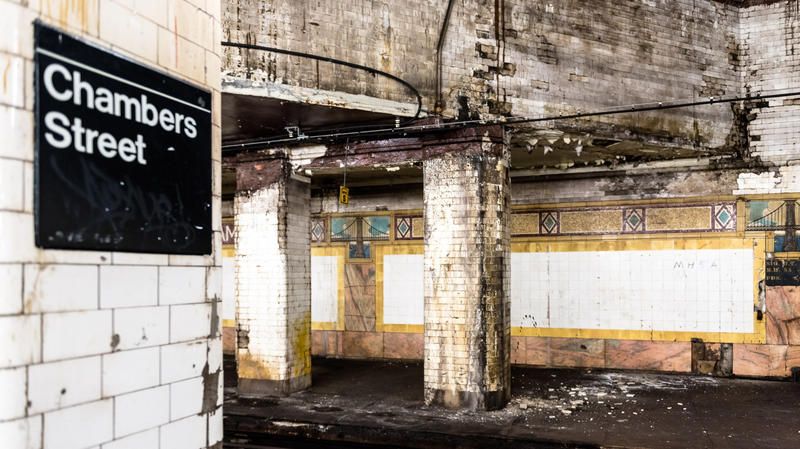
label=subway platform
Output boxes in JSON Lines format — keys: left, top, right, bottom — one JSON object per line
{"left": 223, "top": 356, "right": 800, "bottom": 449}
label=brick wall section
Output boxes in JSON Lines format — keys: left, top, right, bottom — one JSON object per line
{"left": 739, "top": 3, "right": 800, "bottom": 165}
{"left": 234, "top": 159, "right": 311, "bottom": 395}
{"left": 223, "top": 0, "right": 740, "bottom": 149}
{"left": 423, "top": 136, "right": 511, "bottom": 411}
{"left": 442, "top": 0, "right": 740, "bottom": 147}
{"left": 0, "top": 1, "right": 223, "bottom": 448}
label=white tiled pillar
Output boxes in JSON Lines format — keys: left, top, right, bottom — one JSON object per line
{"left": 234, "top": 158, "right": 312, "bottom": 395}
{"left": 422, "top": 128, "right": 511, "bottom": 411}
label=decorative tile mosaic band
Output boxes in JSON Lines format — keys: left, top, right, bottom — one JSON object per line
{"left": 331, "top": 216, "right": 390, "bottom": 241}
{"left": 395, "top": 215, "right": 424, "bottom": 240}
{"left": 234, "top": 202, "right": 739, "bottom": 246}
{"left": 622, "top": 208, "right": 645, "bottom": 233}
{"left": 540, "top": 211, "right": 560, "bottom": 234}
{"left": 511, "top": 202, "right": 737, "bottom": 236}
{"left": 311, "top": 217, "right": 327, "bottom": 243}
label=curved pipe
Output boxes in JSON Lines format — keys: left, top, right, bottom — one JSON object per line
{"left": 435, "top": 0, "right": 456, "bottom": 113}
{"left": 221, "top": 41, "right": 422, "bottom": 120}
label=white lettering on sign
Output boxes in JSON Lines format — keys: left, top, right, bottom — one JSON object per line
{"left": 44, "top": 112, "right": 148, "bottom": 165}
{"left": 41, "top": 62, "right": 200, "bottom": 166}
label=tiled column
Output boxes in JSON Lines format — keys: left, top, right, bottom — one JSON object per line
{"left": 423, "top": 129, "right": 511, "bottom": 410}
{"left": 234, "top": 158, "right": 311, "bottom": 395}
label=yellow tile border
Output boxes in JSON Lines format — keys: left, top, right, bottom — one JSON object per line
{"left": 311, "top": 322, "right": 337, "bottom": 331}
{"left": 311, "top": 246, "right": 347, "bottom": 331}
{"left": 511, "top": 195, "right": 739, "bottom": 212}
{"left": 374, "top": 242, "right": 424, "bottom": 333}
{"left": 773, "top": 251, "right": 800, "bottom": 259}
{"left": 511, "top": 328, "right": 764, "bottom": 343}
{"left": 511, "top": 230, "right": 746, "bottom": 243}
{"left": 383, "top": 324, "right": 424, "bottom": 333}
{"left": 319, "top": 209, "right": 418, "bottom": 218}
{"left": 230, "top": 235, "right": 768, "bottom": 343}
{"left": 736, "top": 200, "right": 747, "bottom": 233}
{"left": 510, "top": 235, "right": 766, "bottom": 344}
{"left": 373, "top": 236, "right": 766, "bottom": 342}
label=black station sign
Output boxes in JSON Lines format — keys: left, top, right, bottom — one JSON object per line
{"left": 765, "top": 258, "right": 800, "bottom": 286}
{"left": 34, "top": 23, "right": 212, "bottom": 254}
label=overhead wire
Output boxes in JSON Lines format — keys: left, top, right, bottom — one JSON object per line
{"left": 222, "top": 88, "right": 800, "bottom": 153}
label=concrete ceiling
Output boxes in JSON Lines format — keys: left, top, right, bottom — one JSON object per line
{"left": 222, "top": 93, "right": 400, "bottom": 145}
{"left": 221, "top": 95, "right": 740, "bottom": 196}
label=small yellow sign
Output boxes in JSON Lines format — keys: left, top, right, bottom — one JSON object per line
{"left": 339, "top": 186, "right": 349, "bottom": 205}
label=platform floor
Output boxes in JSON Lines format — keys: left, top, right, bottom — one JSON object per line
{"left": 224, "top": 356, "right": 800, "bottom": 449}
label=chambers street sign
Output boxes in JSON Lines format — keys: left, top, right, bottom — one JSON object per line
{"left": 34, "top": 23, "right": 212, "bottom": 254}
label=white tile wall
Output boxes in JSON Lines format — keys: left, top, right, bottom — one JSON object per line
{"left": 159, "top": 266, "right": 206, "bottom": 305}
{"left": 208, "top": 409, "right": 223, "bottom": 446}
{"left": 112, "top": 306, "right": 170, "bottom": 350}
{"left": 0, "top": 158, "right": 24, "bottom": 210}
{"left": 311, "top": 255, "right": 338, "bottom": 323}
{"left": 42, "top": 310, "right": 112, "bottom": 361}
{"left": 205, "top": 266, "right": 222, "bottom": 301}
{"left": 0, "top": 416, "right": 41, "bottom": 449}
{"left": 100, "top": 266, "right": 158, "bottom": 308}
{"left": 0, "top": 366, "right": 27, "bottom": 420}
{"left": 169, "top": 376, "right": 204, "bottom": 420}
{"left": 159, "top": 414, "right": 207, "bottom": 449}
{"left": 0, "top": 314, "right": 41, "bottom": 367}
{"left": 0, "top": 53, "right": 25, "bottom": 108}
{"left": 207, "top": 337, "right": 223, "bottom": 373}
{"left": 510, "top": 249, "right": 754, "bottom": 333}
{"left": 0, "top": 212, "right": 35, "bottom": 263}
{"left": 24, "top": 264, "right": 99, "bottom": 313}
{"left": 43, "top": 399, "right": 113, "bottom": 449}
{"left": 113, "top": 385, "right": 169, "bottom": 438}
{"left": 160, "top": 340, "right": 207, "bottom": 383}
{"left": 0, "top": 105, "right": 33, "bottom": 161}
{"left": 28, "top": 356, "right": 101, "bottom": 414}
{"left": 374, "top": 249, "right": 755, "bottom": 335}
{"left": 100, "top": 428, "right": 159, "bottom": 449}
{"left": 0, "top": 264, "right": 23, "bottom": 315}
{"left": 98, "top": 0, "right": 158, "bottom": 62}
{"left": 102, "top": 348, "right": 160, "bottom": 396}
{"left": 110, "top": 253, "right": 169, "bottom": 266}
{"left": 382, "top": 254, "right": 424, "bottom": 325}
{"left": 170, "top": 303, "right": 212, "bottom": 343}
